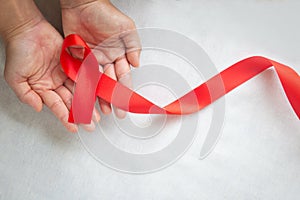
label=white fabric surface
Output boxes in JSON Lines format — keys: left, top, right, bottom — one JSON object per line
{"left": 1, "top": 0, "right": 300, "bottom": 199}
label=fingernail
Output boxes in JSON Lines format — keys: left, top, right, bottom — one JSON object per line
{"left": 115, "top": 108, "right": 126, "bottom": 119}
{"left": 67, "top": 124, "right": 78, "bottom": 133}
{"left": 83, "top": 121, "right": 96, "bottom": 132}
{"left": 102, "top": 104, "right": 112, "bottom": 114}
{"left": 135, "top": 51, "right": 141, "bottom": 67}
{"left": 93, "top": 109, "right": 101, "bottom": 122}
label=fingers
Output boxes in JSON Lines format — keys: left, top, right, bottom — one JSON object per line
{"left": 102, "top": 63, "right": 126, "bottom": 119}
{"left": 63, "top": 78, "right": 101, "bottom": 129}
{"left": 63, "top": 78, "right": 76, "bottom": 94}
{"left": 122, "top": 30, "right": 141, "bottom": 67}
{"left": 96, "top": 64, "right": 112, "bottom": 115}
{"left": 7, "top": 80, "right": 43, "bottom": 112}
{"left": 114, "top": 57, "right": 131, "bottom": 119}
{"left": 86, "top": 29, "right": 141, "bottom": 119}
{"left": 115, "top": 57, "right": 131, "bottom": 80}
{"left": 99, "top": 64, "right": 115, "bottom": 114}
{"left": 79, "top": 108, "right": 100, "bottom": 132}
{"left": 51, "top": 63, "right": 69, "bottom": 89}
{"left": 55, "top": 85, "right": 73, "bottom": 113}
{"left": 92, "top": 49, "right": 110, "bottom": 66}
{"left": 99, "top": 97, "right": 112, "bottom": 114}
{"left": 68, "top": 46, "right": 85, "bottom": 60}
{"left": 40, "top": 90, "right": 78, "bottom": 133}
{"left": 93, "top": 37, "right": 125, "bottom": 66}
{"left": 94, "top": 40, "right": 137, "bottom": 118}
{"left": 126, "top": 51, "right": 141, "bottom": 67}
{"left": 92, "top": 108, "right": 101, "bottom": 123}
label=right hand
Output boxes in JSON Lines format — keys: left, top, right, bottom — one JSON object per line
{"left": 61, "top": 0, "right": 141, "bottom": 118}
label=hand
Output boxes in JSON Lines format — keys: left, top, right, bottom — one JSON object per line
{"left": 61, "top": 0, "right": 141, "bottom": 117}
{"left": 3, "top": 18, "right": 99, "bottom": 132}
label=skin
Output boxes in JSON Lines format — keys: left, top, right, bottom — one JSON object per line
{"left": 61, "top": 0, "right": 141, "bottom": 117}
{"left": 0, "top": 0, "right": 140, "bottom": 132}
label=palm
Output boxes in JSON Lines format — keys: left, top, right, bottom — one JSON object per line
{"left": 4, "top": 20, "right": 77, "bottom": 132}
{"left": 10, "top": 25, "right": 63, "bottom": 92}
{"left": 62, "top": 1, "right": 134, "bottom": 48}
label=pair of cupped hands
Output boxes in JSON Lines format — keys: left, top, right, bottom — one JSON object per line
{"left": 3, "top": 0, "right": 141, "bottom": 132}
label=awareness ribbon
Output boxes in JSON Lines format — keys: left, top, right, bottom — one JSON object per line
{"left": 60, "top": 34, "right": 300, "bottom": 124}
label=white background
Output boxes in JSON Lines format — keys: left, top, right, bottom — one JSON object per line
{"left": 1, "top": 0, "right": 300, "bottom": 199}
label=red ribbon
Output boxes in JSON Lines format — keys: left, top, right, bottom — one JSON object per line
{"left": 60, "top": 34, "right": 300, "bottom": 124}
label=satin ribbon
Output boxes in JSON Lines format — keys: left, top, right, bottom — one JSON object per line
{"left": 60, "top": 34, "right": 300, "bottom": 124}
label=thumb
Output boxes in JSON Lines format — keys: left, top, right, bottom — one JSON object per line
{"left": 122, "top": 29, "right": 141, "bottom": 67}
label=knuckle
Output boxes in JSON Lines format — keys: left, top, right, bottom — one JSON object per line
{"left": 116, "top": 70, "right": 129, "bottom": 79}
{"left": 59, "top": 113, "right": 68, "bottom": 124}
{"left": 50, "top": 99, "right": 64, "bottom": 111}
{"left": 18, "top": 90, "right": 31, "bottom": 103}
{"left": 127, "top": 18, "right": 135, "bottom": 28}
{"left": 65, "top": 99, "right": 73, "bottom": 109}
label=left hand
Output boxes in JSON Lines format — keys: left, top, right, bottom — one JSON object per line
{"left": 61, "top": 0, "right": 141, "bottom": 118}
{"left": 4, "top": 19, "right": 80, "bottom": 132}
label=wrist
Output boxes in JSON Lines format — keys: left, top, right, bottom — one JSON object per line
{"left": 60, "top": 0, "right": 109, "bottom": 9}
{"left": 0, "top": 0, "right": 43, "bottom": 42}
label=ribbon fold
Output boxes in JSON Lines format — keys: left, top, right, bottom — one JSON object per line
{"left": 60, "top": 34, "right": 300, "bottom": 124}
